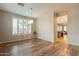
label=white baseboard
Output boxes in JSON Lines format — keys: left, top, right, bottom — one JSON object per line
{"left": 0, "top": 37, "right": 54, "bottom": 45}
{"left": 38, "top": 37, "right": 53, "bottom": 43}
{"left": 69, "top": 42, "right": 79, "bottom": 46}
{"left": 0, "top": 38, "right": 31, "bottom": 44}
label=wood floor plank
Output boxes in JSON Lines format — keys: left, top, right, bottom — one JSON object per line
{"left": 0, "top": 38, "right": 79, "bottom": 56}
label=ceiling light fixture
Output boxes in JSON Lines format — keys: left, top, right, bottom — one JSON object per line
{"left": 18, "top": 3, "right": 25, "bottom": 7}
{"left": 29, "top": 7, "right": 34, "bottom": 24}
{"left": 30, "top": 8, "right": 33, "bottom": 17}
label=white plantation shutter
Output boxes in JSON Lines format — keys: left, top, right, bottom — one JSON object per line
{"left": 12, "top": 18, "right": 33, "bottom": 35}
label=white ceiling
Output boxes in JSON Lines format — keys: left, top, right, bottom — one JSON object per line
{"left": 0, "top": 3, "right": 79, "bottom": 18}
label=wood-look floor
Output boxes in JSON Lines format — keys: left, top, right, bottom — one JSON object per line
{"left": 0, "top": 38, "right": 79, "bottom": 56}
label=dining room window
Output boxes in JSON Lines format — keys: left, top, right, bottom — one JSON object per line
{"left": 12, "top": 18, "right": 33, "bottom": 35}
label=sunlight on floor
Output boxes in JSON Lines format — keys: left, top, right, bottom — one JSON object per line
{"left": 55, "top": 35, "right": 70, "bottom": 56}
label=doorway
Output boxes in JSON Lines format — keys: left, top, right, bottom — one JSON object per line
{"left": 54, "top": 14, "right": 68, "bottom": 43}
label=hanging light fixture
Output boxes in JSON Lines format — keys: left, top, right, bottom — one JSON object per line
{"left": 17, "top": 3, "right": 33, "bottom": 24}
{"left": 30, "top": 8, "right": 33, "bottom": 17}
{"left": 18, "top": 3, "right": 25, "bottom": 7}
{"left": 28, "top": 8, "right": 33, "bottom": 24}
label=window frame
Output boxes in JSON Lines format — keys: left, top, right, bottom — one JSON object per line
{"left": 12, "top": 17, "right": 33, "bottom": 35}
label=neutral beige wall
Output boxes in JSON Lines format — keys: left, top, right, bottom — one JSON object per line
{"left": 58, "top": 7, "right": 79, "bottom": 46}
{"left": 68, "top": 8, "right": 79, "bottom": 46}
{"left": 36, "top": 10, "right": 54, "bottom": 42}
{"left": 0, "top": 10, "right": 36, "bottom": 44}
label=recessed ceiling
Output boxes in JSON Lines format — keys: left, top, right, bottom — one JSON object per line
{"left": 0, "top": 3, "right": 79, "bottom": 18}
